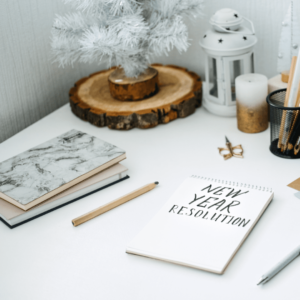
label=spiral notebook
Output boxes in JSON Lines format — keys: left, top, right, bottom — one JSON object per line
{"left": 126, "top": 175, "right": 274, "bottom": 274}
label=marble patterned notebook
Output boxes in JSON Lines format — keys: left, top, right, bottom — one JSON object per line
{"left": 0, "top": 129, "right": 126, "bottom": 210}
{"left": 0, "top": 163, "right": 129, "bottom": 228}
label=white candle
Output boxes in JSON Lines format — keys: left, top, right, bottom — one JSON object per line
{"left": 236, "top": 73, "right": 268, "bottom": 107}
{"left": 235, "top": 73, "right": 268, "bottom": 133}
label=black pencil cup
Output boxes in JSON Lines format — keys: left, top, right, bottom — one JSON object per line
{"left": 267, "top": 88, "right": 300, "bottom": 159}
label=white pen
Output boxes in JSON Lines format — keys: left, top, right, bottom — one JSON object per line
{"left": 257, "top": 244, "right": 300, "bottom": 285}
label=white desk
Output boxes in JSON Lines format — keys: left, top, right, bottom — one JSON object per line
{"left": 1, "top": 104, "right": 300, "bottom": 300}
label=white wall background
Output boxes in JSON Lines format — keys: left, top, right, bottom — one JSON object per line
{"left": 0, "top": 0, "right": 294, "bottom": 142}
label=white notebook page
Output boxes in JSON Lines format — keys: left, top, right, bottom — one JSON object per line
{"left": 126, "top": 176, "right": 273, "bottom": 274}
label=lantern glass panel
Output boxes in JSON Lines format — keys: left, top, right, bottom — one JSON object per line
{"left": 229, "top": 60, "right": 242, "bottom": 101}
{"left": 251, "top": 53, "right": 255, "bottom": 72}
{"left": 208, "top": 57, "right": 218, "bottom": 98}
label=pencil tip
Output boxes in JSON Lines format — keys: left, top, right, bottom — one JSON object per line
{"left": 257, "top": 277, "right": 267, "bottom": 285}
{"left": 155, "top": 181, "right": 159, "bottom": 185}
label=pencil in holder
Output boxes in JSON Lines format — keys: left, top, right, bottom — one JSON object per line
{"left": 267, "top": 89, "right": 300, "bottom": 159}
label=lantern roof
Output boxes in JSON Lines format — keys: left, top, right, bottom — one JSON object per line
{"left": 200, "top": 8, "right": 258, "bottom": 56}
{"left": 210, "top": 8, "right": 243, "bottom": 31}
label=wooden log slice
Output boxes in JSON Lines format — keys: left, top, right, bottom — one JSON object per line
{"left": 108, "top": 67, "right": 159, "bottom": 101}
{"left": 69, "top": 64, "right": 202, "bottom": 130}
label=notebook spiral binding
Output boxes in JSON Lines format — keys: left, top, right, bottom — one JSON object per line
{"left": 190, "top": 175, "right": 272, "bottom": 193}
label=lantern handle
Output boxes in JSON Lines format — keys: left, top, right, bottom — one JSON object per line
{"left": 211, "top": 16, "right": 256, "bottom": 36}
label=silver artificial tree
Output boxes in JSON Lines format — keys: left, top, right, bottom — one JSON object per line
{"left": 51, "top": 0, "right": 204, "bottom": 77}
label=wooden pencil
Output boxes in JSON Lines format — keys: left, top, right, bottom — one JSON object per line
{"left": 286, "top": 115, "right": 300, "bottom": 155}
{"left": 294, "top": 136, "right": 300, "bottom": 155}
{"left": 284, "top": 84, "right": 300, "bottom": 153}
{"left": 290, "top": 92, "right": 300, "bottom": 155}
{"left": 72, "top": 182, "right": 159, "bottom": 227}
{"left": 278, "top": 56, "right": 298, "bottom": 149}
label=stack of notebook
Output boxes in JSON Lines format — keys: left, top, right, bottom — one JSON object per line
{"left": 0, "top": 129, "right": 129, "bottom": 228}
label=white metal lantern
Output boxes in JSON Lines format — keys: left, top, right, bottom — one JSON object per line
{"left": 200, "top": 8, "right": 258, "bottom": 117}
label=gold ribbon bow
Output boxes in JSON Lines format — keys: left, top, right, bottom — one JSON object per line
{"left": 218, "top": 136, "right": 244, "bottom": 160}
